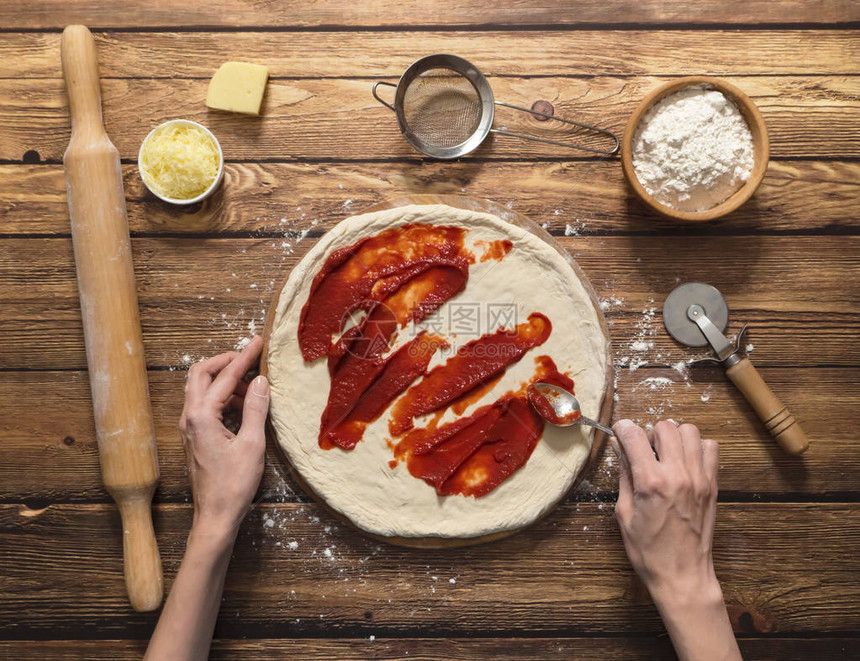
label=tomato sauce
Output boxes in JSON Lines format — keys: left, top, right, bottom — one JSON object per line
{"left": 299, "top": 224, "right": 470, "bottom": 361}
{"left": 387, "top": 313, "right": 552, "bottom": 436}
{"left": 394, "top": 356, "right": 574, "bottom": 497}
{"left": 527, "top": 384, "right": 582, "bottom": 426}
{"left": 321, "top": 333, "right": 446, "bottom": 450}
{"left": 297, "top": 223, "right": 576, "bottom": 498}
{"left": 476, "top": 238, "right": 513, "bottom": 262}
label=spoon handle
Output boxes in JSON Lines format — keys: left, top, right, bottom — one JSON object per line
{"left": 579, "top": 417, "right": 615, "bottom": 437}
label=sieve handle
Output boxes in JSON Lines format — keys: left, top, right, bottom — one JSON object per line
{"left": 372, "top": 81, "right": 397, "bottom": 112}
{"left": 490, "top": 101, "right": 620, "bottom": 156}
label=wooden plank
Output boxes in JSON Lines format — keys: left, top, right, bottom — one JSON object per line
{"left": 0, "top": 503, "right": 857, "bottom": 636}
{"left": 2, "top": 31, "right": 857, "bottom": 80}
{"left": 2, "top": 0, "right": 857, "bottom": 30}
{"left": 0, "top": 235, "right": 856, "bottom": 369}
{"left": 1, "top": 637, "right": 857, "bottom": 660}
{"left": 2, "top": 161, "right": 858, "bottom": 236}
{"left": 0, "top": 367, "right": 855, "bottom": 501}
{"left": 2, "top": 75, "right": 858, "bottom": 162}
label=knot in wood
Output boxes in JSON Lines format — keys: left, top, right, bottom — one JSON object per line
{"left": 530, "top": 100, "right": 554, "bottom": 121}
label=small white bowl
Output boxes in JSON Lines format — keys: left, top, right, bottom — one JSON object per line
{"left": 138, "top": 119, "right": 224, "bottom": 205}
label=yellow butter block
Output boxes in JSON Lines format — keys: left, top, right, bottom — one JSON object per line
{"left": 206, "top": 62, "right": 269, "bottom": 115}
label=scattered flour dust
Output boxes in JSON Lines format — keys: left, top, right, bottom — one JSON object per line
{"left": 247, "top": 457, "right": 469, "bottom": 607}
{"left": 602, "top": 292, "right": 719, "bottom": 426}
{"left": 640, "top": 376, "right": 673, "bottom": 391}
{"left": 188, "top": 205, "right": 326, "bottom": 357}
{"left": 564, "top": 218, "right": 589, "bottom": 236}
{"left": 168, "top": 352, "right": 201, "bottom": 371}
{"left": 599, "top": 295, "right": 624, "bottom": 313}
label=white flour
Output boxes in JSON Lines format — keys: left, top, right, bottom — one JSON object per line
{"left": 632, "top": 86, "right": 754, "bottom": 211}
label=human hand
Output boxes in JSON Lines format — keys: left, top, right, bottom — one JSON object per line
{"left": 179, "top": 336, "right": 269, "bottom": 539}
{"left": 611, "top": 419, "right": 721, "bottom": 608}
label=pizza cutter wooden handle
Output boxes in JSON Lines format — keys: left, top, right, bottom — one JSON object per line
{"left": 62, "top": 25, "right": 163, "bottom": 612}
{"left": 726, "top": 357, "right": 809, "bottom": 455}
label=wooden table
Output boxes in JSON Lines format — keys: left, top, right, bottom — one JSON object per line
{"left": 1, "top": 2, "right": 858, "bottom": 659}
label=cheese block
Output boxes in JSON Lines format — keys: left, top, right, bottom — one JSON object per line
{"left": 206, "top": 62, "right": 269, "bottom": 115}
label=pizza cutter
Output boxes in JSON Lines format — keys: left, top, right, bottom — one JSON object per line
{"left": 663, "top": 283, "right": 809, "bottom": 455}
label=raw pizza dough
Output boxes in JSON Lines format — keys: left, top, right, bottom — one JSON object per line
{"left": 267, "top": 204, "right": 608, "bottom": 538}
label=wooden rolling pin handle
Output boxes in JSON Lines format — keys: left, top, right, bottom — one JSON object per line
{"left": 726, "top": 356, "right": 809, "bottom": 455}
{"left": 117, "top": 488, "right": 164, "bottom": 612}
{"left": 61, "top": 25, "right": 104, "bottom": 136}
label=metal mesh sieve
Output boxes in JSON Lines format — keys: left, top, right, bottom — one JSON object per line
{"left": 400, "top": 66, "right": 483, "bottom": 149}
{"left": 373, "top": 54, "right": 619, "bottom": 159}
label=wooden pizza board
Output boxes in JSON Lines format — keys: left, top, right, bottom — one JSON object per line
{"left": 260, "top": 194, "right": 614, "bottom": 548}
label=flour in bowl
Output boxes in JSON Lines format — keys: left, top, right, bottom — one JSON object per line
{"left": 632, "top": 86, "right": 754, "bottom": 212}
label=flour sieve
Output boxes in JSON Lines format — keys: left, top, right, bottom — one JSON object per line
{"left": 372, "top": 54, "right": 619, "bottom": 159}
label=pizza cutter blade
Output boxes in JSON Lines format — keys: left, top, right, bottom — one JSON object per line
{"left": 663, "top": 282, "right": 731, "bottom": 354}
{"left": 662, "top": 282, "right": 810, "bottom": 455}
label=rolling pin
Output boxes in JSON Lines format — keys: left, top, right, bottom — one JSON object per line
{"left": 61, "top": 25, "right": 163, "bottom": 612}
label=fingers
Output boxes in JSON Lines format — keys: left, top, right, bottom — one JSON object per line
{"left": 703, "top": 437, "right": 720, "bottom": 490}
{"left": 612, "top": 419, "right": 657, "bottom": 483}
{"left": 185, "top": 351, "right": 239, "bottom": 405}
{"left": 611, "top": 437, "right": 634, "bottom": 522}
{"left": 226, "top": 381, "right": 250, "bottom": 410}
{"left": 208, "top": 336, "right": 264, "bottom": 404}
{"left": 238, "top": 375, "right": 270, "bottom": 446}
{"left": 678, "top": 423, "right": 705, "bottom": 477}
{"left": 702, "top": 437, "right": 720, "bottom": 547}
{"left": 652, "top": 420, "right": 685, "bottom": 467}
{"left": 233, "top": 379, "right": 249, "bottom": 397}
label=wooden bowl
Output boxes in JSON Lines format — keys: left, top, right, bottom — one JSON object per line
{"left": 620, "top": 76, "right": 769, "bottom": 222}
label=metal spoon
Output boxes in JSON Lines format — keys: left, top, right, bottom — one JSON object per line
{"left": 528, "top": 383, "right": 615, "bottom": 436}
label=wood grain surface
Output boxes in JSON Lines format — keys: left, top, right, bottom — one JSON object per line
{"left": 2, "top": 638, "right": 859, "bottom": 661}
{"left": 2, "top": 76, "right": 858, "bottom": 161}
{"left": 0, "top": 1, "right": 858, "bottom": 659}
{"left": 3, "top": 31, "right": 858, "bottom": 78}
{"left": 1, "top": 503, "right": 858, "bottom": 636}
{"left": 1, "top": 235, "right": 856, "bottom": 368}
{"left": 3, "top": 1, "right": 858, "bottom": 29}
{"left": 1, "top": 161, "right": 858, "bottom": 235}
{"left": 1, "top": 366, "right": 856, "bottom": 502}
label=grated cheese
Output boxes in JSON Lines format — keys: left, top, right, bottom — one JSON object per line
{"left": 140, "top": 122, "right": 220, "bottom": 200}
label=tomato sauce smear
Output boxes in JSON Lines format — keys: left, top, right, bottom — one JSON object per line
{"left": 298, "top": 222, "right": 573, "bottom": 499}
{"left": 388, "top": 313, "right": 552, "bottom": 436}
{"left": 394, "top": 355, "right": 575, "bottom": 497}
{"left": 298, "top": 224, "right": 471, "bottom": 361}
